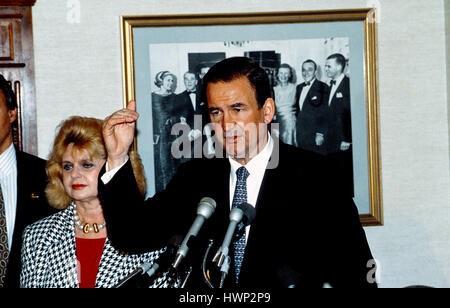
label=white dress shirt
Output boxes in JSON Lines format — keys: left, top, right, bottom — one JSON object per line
{"left": 189, "top": 92, "right": 197, "bottom": 111}
{"left": 328, "top": 73, "right": 345, "bottom": 106}
{"left": 298, "top": 78, "right": 316, "bottom": 111}
{"left": 0, "top": 143, "right": 17, "bottom": 251}
{"left": 228, "top": 133, "right": 274, "bottom": 242}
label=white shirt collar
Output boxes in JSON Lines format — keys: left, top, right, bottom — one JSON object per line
{"left": 229, "top": 133, "right": 274, "bottom": 177}
{"left": 0, "top": 143, "right": 16, "bottom": 178}
{"left": 331, "top": 73, "right": 345, "bottom": 87}
{"left": 305, "top": 78, "right": 316, "bottom": 87}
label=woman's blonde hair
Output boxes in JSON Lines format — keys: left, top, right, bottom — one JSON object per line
{"left": 45, "top": 116, "right": 146, "bottom": 209}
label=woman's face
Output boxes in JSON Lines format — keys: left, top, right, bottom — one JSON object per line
{"left": 162, "top": 75, "right": 175, "bottom": 93}
{"left": 62, "top": 143, "right": 105, "bottom": 204}
{"left": 277, "top": 67, "right": 291, "bottom": 84}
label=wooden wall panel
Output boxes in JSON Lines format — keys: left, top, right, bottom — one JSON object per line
{"left": 0, "top": 3, "right": 36, "bottom": 154}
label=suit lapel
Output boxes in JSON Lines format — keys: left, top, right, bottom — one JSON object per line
{"left": 237, "top": 139, "right": 281, "bottom": 285}
{"left": 330, "top": 76, "right": 349, "bottom": 107}
{"left": 12, "top": 150, "right": 33, "bottom": 250}
{"left": 211, "top": 158, "right": 231, "bottom": 235}
{"left": 14, "top": 149, "right": 27, "bottom": 228}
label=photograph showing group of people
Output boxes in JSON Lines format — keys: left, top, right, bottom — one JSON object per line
{"left": 145, "top": 37, "right": 354, "bottom": 196}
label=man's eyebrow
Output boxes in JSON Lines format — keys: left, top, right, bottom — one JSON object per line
{"left": 208, "top": 102, "right": 246, "bottom": 112}
{"left": 208, "top": 106, "right": 221, "bottom": 112}
{"left": 230, "top": 102, "right": 245, "bottom": 108}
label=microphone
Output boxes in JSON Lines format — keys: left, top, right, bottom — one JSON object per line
{"left": 114, "top": 236, "right": 182, "bottom": 288}
{"left": 213, "top": 203, "right": 256, "bottom": 267}
{"left": 114, "top": 262, "right": 152, "bottom": 288}
{"left": 172, "top": 197, "right": 217, "bottom": 270}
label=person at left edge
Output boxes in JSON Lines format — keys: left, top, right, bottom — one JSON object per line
{"left": 0, "top": 74, "right": 56, "bottom": 288}
{"left": 20, "top": 116, "right": 169, "bottom": 288}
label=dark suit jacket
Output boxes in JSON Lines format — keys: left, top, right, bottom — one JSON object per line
{"left": 99, "top": 140, "right": 376, "bottom": 288}
{"left": 326, "top": 76, "right": 352, "bottom": 154}
{"left": 295, "top": 79, "right": 329, "bottom": 155}
{"left": 4, "top": 149, "right": 56, "bottom": 288}
{"left": 175, "top": 91, "right": 200, "bottom": 130}
{"left": 174, "top": 90, "right": 211, "bottom": 162}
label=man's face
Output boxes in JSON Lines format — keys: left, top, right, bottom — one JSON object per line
{"left": 302, "top": 62, "right": 316, "bottom": 83}
{"left": 206, "top": 77, "right": 274, "bottom": 164}
{"left": 324, "top": 58, "right": 342, "bottom": 80}
{"left": 0, "top": 91, "right": 17, "bottom": 154}
{"left": 184, "top": 73, "right": 198, "bottom": 92}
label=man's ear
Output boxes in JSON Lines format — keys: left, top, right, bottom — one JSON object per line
{"left": 9, "top": 107, "right": 17, "bottom": 124}
{"left": 262, "top": 98, "right": 275, "bottom": 124}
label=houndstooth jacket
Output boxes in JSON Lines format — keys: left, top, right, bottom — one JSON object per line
{"left": 20, "top": 204, "right": 168, "bottom": 288}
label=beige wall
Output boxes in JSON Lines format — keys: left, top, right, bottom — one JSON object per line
{"left": 32, "top": 0, "right": 450, "bottom": 287}
{"left": 446, "top": 0, "right": 450, "bottom": 175}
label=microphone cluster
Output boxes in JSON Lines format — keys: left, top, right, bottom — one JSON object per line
{"left": 115, "top": 196, "right": 259, "bottom": 288}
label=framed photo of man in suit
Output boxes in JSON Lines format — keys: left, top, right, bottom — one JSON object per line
{"left": 120, "top": 9, "right": 382, "bottom": 226}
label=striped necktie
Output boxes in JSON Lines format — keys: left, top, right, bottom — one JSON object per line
{"left": 0, "top": 184, "right": 9, "bottom": 287}
{"left": 232, "top": 166, "right": 250, "bottom": 284}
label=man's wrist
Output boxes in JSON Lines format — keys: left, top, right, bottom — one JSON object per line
{"left": 102, "top": 155, "right": 129, "bottom": 184}
{"left": 107, "top": 155, "right": 128, "bottom": 171}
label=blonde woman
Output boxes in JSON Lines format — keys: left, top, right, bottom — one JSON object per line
{"left": 20, "top": 116, "right": 168, "bottom": 288}
{"left": 273, "top": 63, "right": 297, "bottom": 146}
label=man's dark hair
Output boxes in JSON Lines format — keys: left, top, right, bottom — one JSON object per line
{"left": 0, "top": 74, "right": 17, "bottom": 110}
{"left": 201, "top": 57, "right": 272, "bottom": 109}
{"left": 327, "top": 53, "right": 347, "bottom": 72}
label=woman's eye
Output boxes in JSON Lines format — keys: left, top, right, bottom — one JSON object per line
{"left": 82, "top": 163, "right": 94, "bottom": 169}
{"left": 62, "top": 164, "right": 72, "bottom": 171}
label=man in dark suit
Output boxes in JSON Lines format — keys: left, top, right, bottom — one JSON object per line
{"left": 173, "top": 70, "right": 213, "bottom": 161}
{"left": 0, "top": 74, "right": 55, "bottom": 288}
{"left": 175, "top": 71, "right": 201, "bottom": 129}
{"left": 295, "top": 59, "right": 329, "bottom": 155}
{"left": 324, "top": 53, "right": 354, "bottom": 196}
{"left": 99, "top": 57, "right": 376, "bottom": 288}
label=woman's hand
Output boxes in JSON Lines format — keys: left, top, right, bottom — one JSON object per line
{"left": 103, "top": 100, "right": 139, "bottom": 169}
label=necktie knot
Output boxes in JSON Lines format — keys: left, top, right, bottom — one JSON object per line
{"left": 236, "top": 166, "right": 250, "bottom": 182}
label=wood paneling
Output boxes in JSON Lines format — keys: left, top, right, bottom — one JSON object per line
{"left": 0, "top": 3, "right": 36, "bottom": 154}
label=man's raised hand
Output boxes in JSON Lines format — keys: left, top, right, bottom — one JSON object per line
{"left": 103, "top": 100, "right": 139, "bottom": 169}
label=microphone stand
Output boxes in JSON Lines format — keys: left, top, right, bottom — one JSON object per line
{"left": 179, "top": 267, "right": 193, "bottom": 288}
{"left": 219, "top": 256, "right": 230, "bottom": 289}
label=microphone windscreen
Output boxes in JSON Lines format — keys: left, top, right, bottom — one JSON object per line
{"left": 238, "top": 203, "right": 256, "bottom": 226}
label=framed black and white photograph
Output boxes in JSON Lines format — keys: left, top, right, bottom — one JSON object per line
{"left": 120, "top": 9, "right": 382, "bottom": 226}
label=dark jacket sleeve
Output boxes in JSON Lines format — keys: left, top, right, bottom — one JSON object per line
{"left": 98, "top": 159, "right": 202, "bottom": 254}
{"left": 319, "top": 156, "right": 377, "bottom": 288}
{"left": 287, "top": 149, "right": 377, "bottom": 288}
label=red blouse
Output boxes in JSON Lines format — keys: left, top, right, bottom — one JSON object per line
{"left": 76, "top": 237, "right": 106, "bottom": 288}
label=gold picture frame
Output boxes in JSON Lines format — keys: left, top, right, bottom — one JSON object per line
{"left": 120, "top": 9, "right": 382, "bottom": 226}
